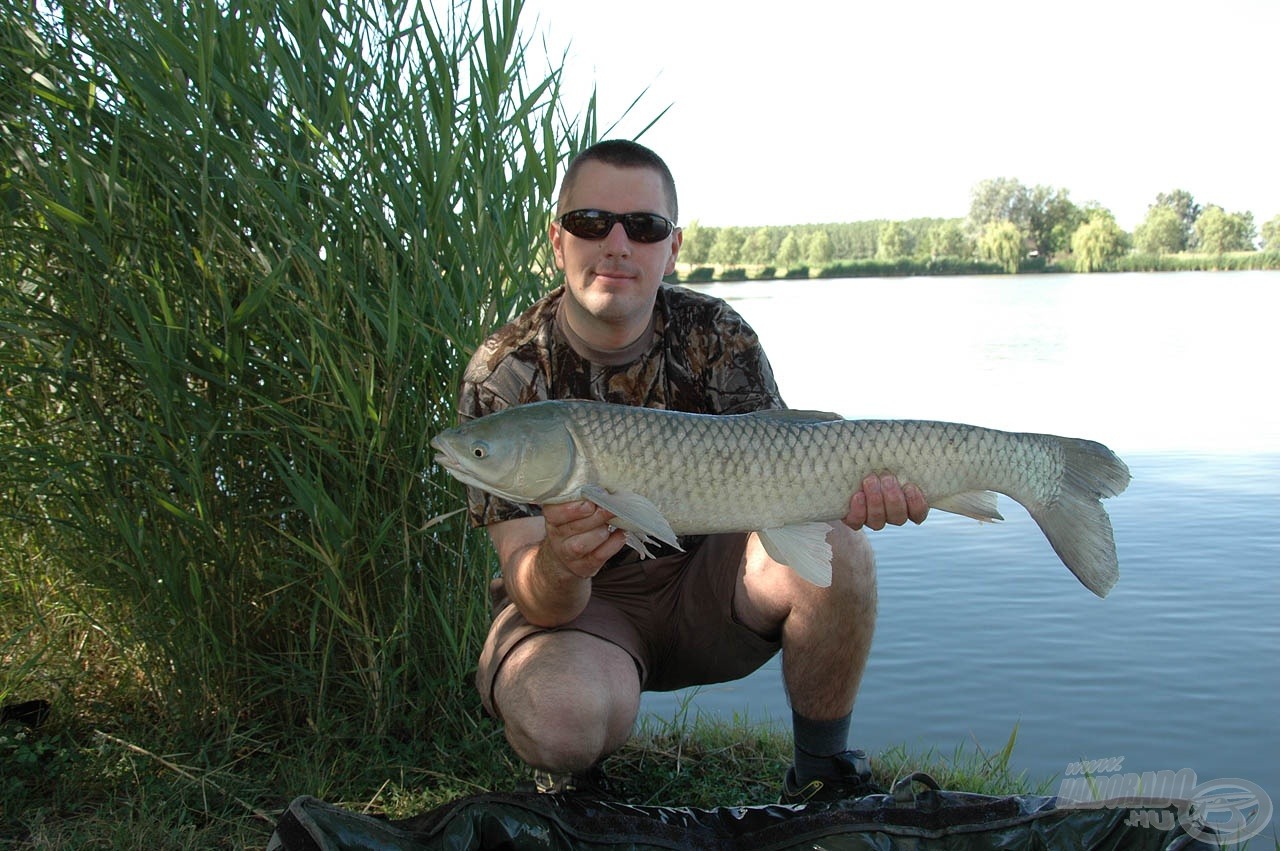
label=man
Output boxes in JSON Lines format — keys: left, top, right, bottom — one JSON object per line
{"left": 457, "top": 140, "right": 928, "bottom": 802}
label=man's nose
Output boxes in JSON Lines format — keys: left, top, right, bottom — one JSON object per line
{"left": 600, "top": 221, "right": 632, "bottom": 254}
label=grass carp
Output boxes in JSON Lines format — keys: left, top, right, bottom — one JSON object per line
{"left": 432, "top": 401, "right": 1131, "bottom": 597}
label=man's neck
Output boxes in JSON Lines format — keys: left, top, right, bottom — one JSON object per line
{"left": 555, "top": 296, "right": 657, "bottom": 366}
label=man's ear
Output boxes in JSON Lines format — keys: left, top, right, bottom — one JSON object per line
{"left": 549, "top": 220, "right": 567, "bottom": 270}
{"left": 664, "top": 227, "right": 683, "bottom": 275}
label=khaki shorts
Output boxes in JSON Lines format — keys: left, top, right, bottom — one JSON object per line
{"left": 475, "top": 533, "right": 782, "bottom": 718}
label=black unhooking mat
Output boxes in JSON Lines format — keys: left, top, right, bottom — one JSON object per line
{"left": 266, "top": 773, "right": 1217, "bottom": 850}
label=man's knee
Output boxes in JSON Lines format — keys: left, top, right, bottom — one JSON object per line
{"left": 830, "top": 525, "right": 876, "bottom": 593}
{"left": 493, "top": 631, "right": 639, "bottom": 772}
{"left": 501, "top": 690, "right": 613, "bottom": 771}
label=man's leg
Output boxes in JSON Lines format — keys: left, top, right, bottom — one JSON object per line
{"left": 492, "top": 629, "right": 641, "bottom": 773}
{"left": 734, "top": 524, "right": 878, "bottom": 796}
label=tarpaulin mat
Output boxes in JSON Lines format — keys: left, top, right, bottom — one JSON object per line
{"left": 267, "top": 773, "right": 1217, "bottom": 851}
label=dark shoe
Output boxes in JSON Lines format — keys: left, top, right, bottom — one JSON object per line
{"left": 780, "top": 748, "right": 884, "bottom": 804}
{"left": 525, "top": 762, "right": 613, "bottom": 798}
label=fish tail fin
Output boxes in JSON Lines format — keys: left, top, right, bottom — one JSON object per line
{"left": 1029, "top": 438, "right": 1132, "bottom": 598}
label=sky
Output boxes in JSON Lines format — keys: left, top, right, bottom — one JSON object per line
{"left": 519, "top": 0, "right": 1278, "bottom": 232}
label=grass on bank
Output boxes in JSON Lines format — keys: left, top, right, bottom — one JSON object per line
{"left": 2, "top": 549, "right": 1041, "bottom": 848}
{"left": 9, "top": 699, "right": 1278, "bottom": 849}
{"left": 2, "top": 689, "right": 1045, "bottom": 850}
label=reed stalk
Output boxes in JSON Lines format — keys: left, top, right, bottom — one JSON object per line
{"left": 0, "top": 0, "right": 595, "bottom": 739}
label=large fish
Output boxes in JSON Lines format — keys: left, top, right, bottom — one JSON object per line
{"left": 432, "top": 401, "right": 1131, "bottom": 597}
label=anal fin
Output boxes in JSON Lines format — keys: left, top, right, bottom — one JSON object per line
{"left": 931, "top": 491, "right": 1004, "bottom": 523}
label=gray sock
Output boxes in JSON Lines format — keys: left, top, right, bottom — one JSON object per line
{"left": 791, "top": 709, "right": 852, "bottom": 784}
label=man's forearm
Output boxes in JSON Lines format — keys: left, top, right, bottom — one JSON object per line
{"left": 505, "top": 540, "right": 592, "bottom": 628}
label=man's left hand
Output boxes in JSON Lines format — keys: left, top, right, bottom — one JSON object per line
{"left": 844, "top": 473, "right": 929, "bottom": 531}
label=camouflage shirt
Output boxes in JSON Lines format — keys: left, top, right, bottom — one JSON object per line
{"left": 458, "top": 284, "right": 785, "bottom": 528}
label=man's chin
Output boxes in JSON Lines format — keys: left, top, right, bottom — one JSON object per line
{"left": 580, "top": 285, "right": 657, "bottom": 320}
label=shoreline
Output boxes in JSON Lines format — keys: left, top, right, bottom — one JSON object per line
{"left": 669, "top": 251, "right": 1280, "bottom": 284}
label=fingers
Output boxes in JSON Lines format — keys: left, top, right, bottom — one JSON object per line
{"left": 541, "top": 500, "right": 627, "bottom": 578}
{"left": 903, "top": 481, "right": 930, "bottom": 525}
{"left": 845, "top": 474, "right": 929, "bottom": 531}
{"left": 542, "top": 500, "right": 609, "bottom": 536}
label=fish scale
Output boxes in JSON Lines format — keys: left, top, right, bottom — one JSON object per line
{"left": 432, "top": 400, "right": 1131, "bottom": 596}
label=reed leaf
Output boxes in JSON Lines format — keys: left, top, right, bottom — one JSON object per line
{"left": 0, "top": 0, "right": 597, "bottom": 738}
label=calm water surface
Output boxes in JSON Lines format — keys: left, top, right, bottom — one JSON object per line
{"left": 638, "top": 272, "right": 1279, "bottom": 831}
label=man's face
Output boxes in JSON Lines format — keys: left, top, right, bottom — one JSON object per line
{"left": 550, "top": 161, "right": 682, "bottom": 338}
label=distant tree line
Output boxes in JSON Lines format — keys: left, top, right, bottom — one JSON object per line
{"left": 677, "top": 179, "right": 1279, "bottom": 277}
{"left": 678, "top": 218, "right": 960, "bottom": 269}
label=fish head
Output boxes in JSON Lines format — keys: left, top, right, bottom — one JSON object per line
{"left": 431, "top": 403, "right": 577, "bottom": 505}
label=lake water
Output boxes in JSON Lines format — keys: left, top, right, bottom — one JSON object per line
{"left": 638, "top": 271, "right": 1279, "bottom": 836}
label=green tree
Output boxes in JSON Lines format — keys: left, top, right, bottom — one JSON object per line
{"left": 1071, "top": 210, "right": 1126, "bottom": 272}
{"left": 741, "top": 227, "right": 773, "bottom": 266}
{"left": 839, "top": 221, "right": 879, "bottom": 258}
{"left": 968, "top": 179, "right": 1076, "bottom": 261}
{"left": 978, "top": 221, "right": 1024, "bottom": 274}
{"left": 805, "top": 229, "right": 833, "bottom": 266}
{"left": 1025, "top": 185, "right": 1080, "bottom": 260}
{"left": 927, "top": 220, "right": 968, "bottom": 258}
{"left": 1194, "top": 206, "right": 1256, "bottom": 254}
{"left": 680, "top": 220, "right": 710, "bottom": 265}
{"left": 1154, "top": 189, "right": 1201, "bottom": 251}
{"left": 776, "top": 231, "right": 801, "bottom": 267}
{"left": 1262, "top": 215, "right": 1280, "bottom": 252}
{"left": 708, "top": 226, "right": 743, "bottom": 266}
{"left": 968, "top": 177, "right": 1028, "bottom": 229}
{"left": 1134, "top": 205, "right": 1184, "bottom": 254}
{"left": 876, "top": 221, "right": 909, "bottom": 261}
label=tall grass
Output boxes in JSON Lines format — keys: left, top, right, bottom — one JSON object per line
{"left": 1, "top": 0, "right": 593, "bottom": 741}
{"left": 1104, "top": 251, "right": 1280, "bottom": 272}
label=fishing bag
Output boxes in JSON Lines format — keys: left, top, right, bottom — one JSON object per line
{"left": 266, "top": 772, "right": 1217, "bottom": 851}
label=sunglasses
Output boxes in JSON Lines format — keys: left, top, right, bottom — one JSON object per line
{"left": 557, "top": 209, "right": 676, "bottom": 243}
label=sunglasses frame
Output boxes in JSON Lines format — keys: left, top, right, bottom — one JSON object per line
{"left": 556, "top": 209, "right": 676, "bottom": 244}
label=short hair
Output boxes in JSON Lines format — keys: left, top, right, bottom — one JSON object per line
{"left": 557, "top": 139, "right": 679, "bottom": 223}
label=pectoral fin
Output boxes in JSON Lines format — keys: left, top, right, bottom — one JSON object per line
{"left": 931, "top": 491, "right": 1004, "bottom": 523}
{"left": 579, "top": 484, "right": 682, "bottom": 559}
{"left": 757, "top": 522, "right": 834, "bottom": 587}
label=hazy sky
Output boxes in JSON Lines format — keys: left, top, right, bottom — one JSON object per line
{"left": 520, "top": 0, "right": 1278, "bottom": 231}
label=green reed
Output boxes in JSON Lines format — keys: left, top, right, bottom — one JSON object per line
{"left": 0, "top": 0, "right": 594, "bottom": 739}
{"left": 1105, "top": 251, "right": 1280, "bottom": 272}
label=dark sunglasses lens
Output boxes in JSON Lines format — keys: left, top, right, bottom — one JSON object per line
{"left": 621, "top": 213, "right": 673, "bottom": 242}
{"left": 561, "top": 210, "right": 612, "bottom": 239}
{"left": 560, "top": 210, "right": 672, "bottom": 243}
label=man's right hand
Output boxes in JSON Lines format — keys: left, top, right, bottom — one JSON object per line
{"left": 488, "top": 502, "right": 628, "bottom": 628}
{"left": 540, "top": 500, "right": 628, "bottom": 579}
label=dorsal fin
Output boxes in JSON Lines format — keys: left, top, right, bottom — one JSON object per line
{"left": 750, "top": 408, "right": 843, "bottom": 424}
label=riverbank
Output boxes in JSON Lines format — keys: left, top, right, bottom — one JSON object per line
{"left": 670, "top": 250, "right": 1280, "bottom": 284}
{"left": 1, "top": 699, "right": 1040, "bottom": 848}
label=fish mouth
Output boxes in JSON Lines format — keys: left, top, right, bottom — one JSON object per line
{"left": 430, "top": 437, "right": 465, "bottom": 477}
{"left": 431, "top": 442, "right": 498, "bottom": 496}
{"left": 431, "top": 442, "right": 464, "bottom": 476}
{"left": 429, "top": 435, "right": 450, "bottom": 464}
{"left": 432, "top": 450, "right": 482, "bottom": 491}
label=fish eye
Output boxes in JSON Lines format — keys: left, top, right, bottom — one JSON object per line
{"left": 471, "top": 441, "right": 488, "bottom": 459}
